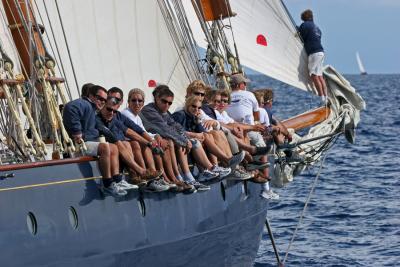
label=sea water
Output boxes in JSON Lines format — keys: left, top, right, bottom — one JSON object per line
{"left": 250, "top": 74, "right": 400, "bottom": 266}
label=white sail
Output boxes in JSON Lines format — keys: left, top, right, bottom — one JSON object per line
{"left": 356, "top": 51, "right": 367, "bottom": 75}
{"left": 34, "top": 0, "right": 198, "bottom": 107}
{"left": 183, "top": 0, "right": 313, "bottom": 92}
{"left": 0, "top": 3, "right": 21, "bottom": 73}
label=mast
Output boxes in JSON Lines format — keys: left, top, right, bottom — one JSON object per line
{"left": 2, "top": 0, "right": 45, "bottom": 79}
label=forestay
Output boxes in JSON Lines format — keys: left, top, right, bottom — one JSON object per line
{"left": 34, "top": 0, "right": 197, "bottom": 107}
{"left": 183, "top": 0, "right": 313, "bottom": 92}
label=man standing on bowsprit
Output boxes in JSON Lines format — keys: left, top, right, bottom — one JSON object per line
{"left": 299, "top": 9, "right": 327, "bottom": 103}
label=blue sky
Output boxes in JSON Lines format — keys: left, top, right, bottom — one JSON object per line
{"left": 285, "top": 0, "right": 400, "bottom": 74}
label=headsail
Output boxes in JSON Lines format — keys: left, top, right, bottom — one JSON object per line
{"left": 183, "top": 0, "right": 313, "bottom": 92}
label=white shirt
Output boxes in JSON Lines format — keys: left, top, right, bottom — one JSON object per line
{"left": 226, "top": 90, "right": 259, "bottom": 125}
{"left": 259, "top": 108, "right": 271, "bottom": 126}
{"left": 215, "top": 110, "right": 235, "bottom": 124}
{"left": 121, "top": 108, "right": 156, "bottom": 138}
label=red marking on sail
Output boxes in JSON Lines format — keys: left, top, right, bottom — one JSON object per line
{"left": 256, "top": 34, "right": 268, "bottom": 46}
{"left": 148, "top": 79, "right": 157, "bottom": 87}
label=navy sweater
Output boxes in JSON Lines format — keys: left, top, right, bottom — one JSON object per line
{"left": 63, "top": 98, "right": 99, "bottom": 141}
{"left": 172, "top": 110, "right": 206, "bottom": 133}
{"left": 95, "top": 115, "right": 127, "bottom": 143}
{"left": 299, "top": 20, "right": 324, "bottom": 55}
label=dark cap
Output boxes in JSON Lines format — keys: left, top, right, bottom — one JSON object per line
{"left": 229, "top": 73, "right": 251, "bottom": 85}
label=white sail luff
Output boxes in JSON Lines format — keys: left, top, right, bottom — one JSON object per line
{"left": 356, "top": 51, "right": 367, "bottom": 74}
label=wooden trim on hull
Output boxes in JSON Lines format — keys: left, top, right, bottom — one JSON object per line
{"left": 0, "top": 156, "right": 97, "bottom": 171}
{"left": 282, "top": 107, "right": 331, "bottom": 131}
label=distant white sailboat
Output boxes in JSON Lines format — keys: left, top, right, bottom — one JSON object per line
{"left": 356, "top": 51, "right": 368, "bottom": 75}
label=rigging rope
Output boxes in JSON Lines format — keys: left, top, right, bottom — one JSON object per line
{"left": 282, "top": 151, "right": 329, "bottom": 264}
{"left": 34, "top": 0, "right": 72, "bottom": 100}
{"left": 54, "top": 0, "right": 80, "bottom": 97}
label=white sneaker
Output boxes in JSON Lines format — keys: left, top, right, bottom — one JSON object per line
{"left": 211, "top": 165, "right": 231, "bottom": 178}
{"left": 104, "top": 182, "right": 127, "bottom": 196}
{"left": 144, "top": 179, "right": 170, "bottom": 192}
{"left": 260, "top": 189, "right": 279, "bottom": 200}
{"left": 116, "top": 180, "right": 138, "bottom": 190}
{"left": 198, "top": 169, "right": 219, "bottom": 182}
{"left": 229, "top": 169, "right": 252, "bottom": 180}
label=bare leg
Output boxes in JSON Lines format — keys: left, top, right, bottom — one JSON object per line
{"left": 211, "top": 130, "right": 232, "bottom": 157}
{"left": 140, "top": 144, "right": 156, "bottom": 171}
{"left": 97, "top": 143, "right": 111, "bottom": 178}
{"left": 168, "top": 140, "right": 181, "bottom": 177}
{"left": 208, "top": 153, "right": 218, "bottom": 166}
{"left": 161, "top": 148, "right": 175, "bottom": 182}
{"left": 116, "top": 141, "right": 145, "bottom": 175}
{"left": 130, "top": 141, "right": 146, "bottom": 168}
{"left": 234, "top": 136, "right": 257, "bottom": 154}
{"left": 109, "top": 143, "right": 120, "bottom": 177}
{"left": 154, "top": 154, "right": 163, "bottom": 172}
{"left": 175, "top": 146, "right": 191, "bottom": 174}
{"left": 318, "top": 75, "right": 327, "bottom": 96}
{"left": 203, "top": 132, "right": 230, "bottom": 162}
{"left": 161, "top": 140, "right": 180, "bottom": 183}
{"left": 311, "top": 74, "right": 324, "bottom": 96}
{"left": 260, "top": 155, "right": 269, "bottom": 178}
{"left": 191, "top": 146, "right": 213, "bottom": 170}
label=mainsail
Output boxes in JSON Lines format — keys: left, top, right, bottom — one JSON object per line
{"left": 33, "top": 0, "right": 200, "bottom": 107}
{"left": 183, "top": 0, "right": 313, "bottom": 92}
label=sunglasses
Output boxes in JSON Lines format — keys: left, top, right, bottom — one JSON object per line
{"left": 221, "top": 99, "right": 229, "bottom": 103}
{"left": 191, "top": 105, "right": 201, "bottom": 110}
{"left": 194, "top": 92, "right": 205, "bottom": 97}
{"left": 95, "top": 95, "right": 107, "bottom": 103}
{"left": 160, "top": 99, "right": 173, "bottom": 105}
{"left": 106, "top": 107, "right": 118, "bottom": 114}
{"left": 130, "top": 98, "right": 144, "bottom": 104}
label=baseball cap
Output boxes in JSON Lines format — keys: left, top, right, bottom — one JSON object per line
{"left": 229, "top": 73, "right": 251, "bottom": 85}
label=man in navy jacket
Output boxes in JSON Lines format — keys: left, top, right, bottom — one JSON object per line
{"left": 63, "top": 85, "right": 128, "bottom": 196}
{"left": 299, "top": 9, "right": 327, "bottom": 101}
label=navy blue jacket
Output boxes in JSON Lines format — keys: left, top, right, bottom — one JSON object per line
{"left": 63, "top": 98, "right": 99, "bottom": 141}
{"left": 299, "top": 20, "right": 323, "bottom": 55}
{"left": 201, "top": 104, "right": 217, "bottom": 120}
{"left": 264, "top": 107, "right": 277, "bottom": 126}
{"left": 95, "top": 115, "right": 127, "bottom": 143}
{"left": 172, "top": 110, "right": 206, "bottom": 133}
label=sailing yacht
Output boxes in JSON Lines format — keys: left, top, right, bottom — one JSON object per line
{"left": 356, "top": 51, "right": 368, "bottom": 75}
{"left": 0, "top": 0, "right": 365, "bottom": 266}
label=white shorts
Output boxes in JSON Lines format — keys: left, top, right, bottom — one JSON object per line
{"left": 308, "top": 52, "right": 324, "bottom": 76}
{"left": 248, "top": 131, "right": 266, "bottom": 147}
{"left": 85, "top": 141, "right": 100, "bottom": 156}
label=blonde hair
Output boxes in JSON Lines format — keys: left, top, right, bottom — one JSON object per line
{"left": 186, "top": 80, "right": 206, "bottom": 96}
{"left": 128, "top": 88, "right": 145, "bottom": 101}
{"left": 184, "top": 95, "right": 202, "bottom": 111}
